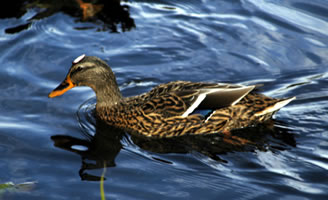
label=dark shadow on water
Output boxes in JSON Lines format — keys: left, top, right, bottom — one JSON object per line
{"left": 51, "top": 118, "right": 296, "bottom": 181}
{"left": 2, "top": 0, "right": 135, "bottom": 34}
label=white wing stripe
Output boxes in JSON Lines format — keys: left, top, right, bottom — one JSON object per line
{"left": 182, "top": 93, "right": 207, "bottom": 117}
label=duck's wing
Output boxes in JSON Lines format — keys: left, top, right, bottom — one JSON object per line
{"left": 139, "top": 84, "right": 256, "bottom": 117}
{"left": 180, "top": 85, "right": 255, "bottom": 117}
{"left": 125, "top": 81, "right": 233, "bottom": 104}
{"left": 144, "top": 81, "right": 240, "bottom": 97}
{"left": 134, "top": 81, "right": 253, "bottom": 99}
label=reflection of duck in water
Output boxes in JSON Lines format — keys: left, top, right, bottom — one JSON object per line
{"left": 52, "top": 115, "right": 296, "bottom": 180}
{"left": 49, "top": 54, "right": 295, "bottom": 138}
{"left": 52, "top": 121, "right": 124, "bottom": 181}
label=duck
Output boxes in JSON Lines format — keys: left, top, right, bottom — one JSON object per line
{"left": 48, "top": 54, "right": 295, "bottom": 138}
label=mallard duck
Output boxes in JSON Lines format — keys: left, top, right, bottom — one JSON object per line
{"left": 49, "top": 54, "right": 295, "bottom": 138}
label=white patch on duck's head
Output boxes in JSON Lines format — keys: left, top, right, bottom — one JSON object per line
{"left": 73, "top": 54, "right": 86, "bottom": 64}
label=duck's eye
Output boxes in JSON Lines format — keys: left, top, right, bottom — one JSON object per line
{"left": 76, "top": 66, "right": 83, "bottom": 72}
{"left": 71, "top": 66, "right": 83, "bottom": 77}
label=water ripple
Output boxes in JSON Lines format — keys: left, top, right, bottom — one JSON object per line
{"left": 1, "top": 0, "right": 328, "bottom": 199}
{"left": 247, "top": 0, "right": 328, "bottom": 36}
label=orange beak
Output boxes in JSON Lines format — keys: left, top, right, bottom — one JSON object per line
{"left": 48, "top": 76, "right": 76, "bottom": 98}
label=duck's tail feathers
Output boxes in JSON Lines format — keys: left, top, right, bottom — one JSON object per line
{"left": 255, "top": 96, "right": 296, "bottom": 116}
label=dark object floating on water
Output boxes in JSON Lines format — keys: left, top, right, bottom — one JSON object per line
{"left": 5, "top": 22, "right": 31, "bottom": 34}
{"left": 1, "top": 0, "right": 135, "bottom": 34}
{"left": 48, "top": 54, "right": 295, "bottom": 138}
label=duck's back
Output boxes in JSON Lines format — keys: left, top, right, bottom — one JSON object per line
{"left": 96, "top": 81, "right": 294, "bottom": 137}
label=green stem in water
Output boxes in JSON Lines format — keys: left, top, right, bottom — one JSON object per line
{"left": 100, "top": 161, "right": 107, "bottom": 200}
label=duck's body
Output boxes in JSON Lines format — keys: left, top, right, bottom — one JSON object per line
{"left": 49, "top": 55, "right": 295, "bottom": 138}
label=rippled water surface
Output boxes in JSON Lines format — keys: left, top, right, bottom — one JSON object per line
{"left": 1, "top": 0, "right": 328, "bottom": 199}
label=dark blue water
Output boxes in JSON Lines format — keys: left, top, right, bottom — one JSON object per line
{"left": 1, "top": 0, "right": 328, "bottom": 199}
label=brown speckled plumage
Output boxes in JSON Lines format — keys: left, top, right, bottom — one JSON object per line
{"left": 49, "top": 55, "right": 295, "bottom": 138}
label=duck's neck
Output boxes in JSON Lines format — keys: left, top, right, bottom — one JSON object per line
{"left": 92, "top": 77, "right": 123, "bottom": 111}
{"left": 96, "top": 85, "right": 123, "bottom": 108}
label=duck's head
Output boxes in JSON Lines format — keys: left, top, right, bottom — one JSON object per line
{"left": 49, "top": 54, "right": 122, "bottom": 105}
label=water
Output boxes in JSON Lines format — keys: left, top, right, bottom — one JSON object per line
{"left": 0, "top": 0, "right": 328, "bottom": 199}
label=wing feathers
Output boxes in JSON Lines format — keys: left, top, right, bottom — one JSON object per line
{"left": 198, "top": 85, "right": 255, "bottom": 109}
{"left": 182, "top": 93, "right": 207, "bottom": 117}
{"left": 182, "top": 85, "right": 256, "bottom": 117}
